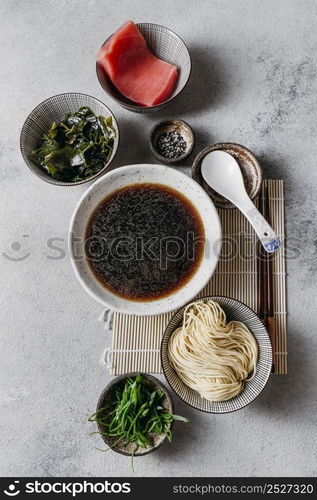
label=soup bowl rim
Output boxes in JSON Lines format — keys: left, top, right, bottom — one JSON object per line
{"left": 68, "top": 163, "right": 222, "bottom": 316}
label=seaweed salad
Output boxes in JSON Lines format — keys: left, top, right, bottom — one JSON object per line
{"left": 29, "top": 106, "right": 116, "bottom": 182}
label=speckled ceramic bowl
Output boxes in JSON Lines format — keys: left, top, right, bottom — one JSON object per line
{"left": 95, "top": 373, "right": 174, "bottom": 456}
{"left": 20, "top": 93, "right": 120, "bottom": 186}
{"left": 192, "top": 143, "right": 262, "bottom": 208}
{"left": 96, "top": 23, "right": 192, "bottom": 113}
{"left": 150, "top": 119, "right": 194, "bottom": 165}
{"left": 68, "top": 164, "right": 221, "bottom": 315}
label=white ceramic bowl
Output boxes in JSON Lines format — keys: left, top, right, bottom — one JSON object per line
{"left": 69, "top": 164, "right": 221, "bottom": 315}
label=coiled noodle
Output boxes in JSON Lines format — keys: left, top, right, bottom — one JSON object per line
{"left": 167, "top": 300, "right": 258, "bottom": 402}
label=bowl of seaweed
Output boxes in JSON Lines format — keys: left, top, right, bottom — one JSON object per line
{"left": 20, "top": 93, "right": 119, "bottom": 186}
{"left": 89, "top": 373, "right": 188, "bottom": 457}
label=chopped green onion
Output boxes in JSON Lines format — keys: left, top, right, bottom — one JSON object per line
{"left": 89, "top": 374, "right": 189, "bottom": 455}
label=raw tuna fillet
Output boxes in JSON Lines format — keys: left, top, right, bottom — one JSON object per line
{"left": 97, "top": 21, "right": 178, "bottom": 107}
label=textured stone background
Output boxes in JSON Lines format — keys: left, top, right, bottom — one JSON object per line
{"left": 0, "top": 0, "right": 316, "bottom": 477}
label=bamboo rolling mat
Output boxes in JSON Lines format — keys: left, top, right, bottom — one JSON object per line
{"left": 111, "top": 179, "right": 287, "bottom": 375}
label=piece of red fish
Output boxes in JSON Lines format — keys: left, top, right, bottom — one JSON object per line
{"left": 97, "top": 21, "right": 178, "bottom": 107}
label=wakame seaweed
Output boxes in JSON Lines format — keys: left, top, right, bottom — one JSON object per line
{"left": 29, "top": 106, "right": 116, "bottom": 182}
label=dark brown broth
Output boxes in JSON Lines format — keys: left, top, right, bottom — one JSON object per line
{"left": 85, "top": 183, "right": 205, "bottom": 301}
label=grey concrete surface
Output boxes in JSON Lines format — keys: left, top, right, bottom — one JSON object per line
{"left": 0, "top": 0, "right": 316, "bottom": 477}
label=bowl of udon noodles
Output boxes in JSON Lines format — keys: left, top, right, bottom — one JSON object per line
{"left": 161, "top": 296, "right": 272, "bottom": 413}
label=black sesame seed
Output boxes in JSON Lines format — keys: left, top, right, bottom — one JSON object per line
{"left": 156, "top": 131, "right": 187, "bottom": 159}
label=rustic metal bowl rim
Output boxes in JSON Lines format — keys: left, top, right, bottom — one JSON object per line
{"left": 191, "top": 142, "right": 263, "bottom": 209}
{"left": 96, "top": 372, "right": 175, "bottom": 456}
{"left": 149, "top": 119, "right": 195, "bottom": 164}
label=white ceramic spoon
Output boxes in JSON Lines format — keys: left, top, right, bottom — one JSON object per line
{"left": 201, "top": 150, "right": 280, "bottom": 253}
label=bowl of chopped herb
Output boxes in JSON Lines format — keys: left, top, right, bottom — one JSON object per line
{"left": 150, "top": 119, "right": 194, "bottom": 165}
{"left": 20, "top": 93, "right": 119, "bottom": 186}
{"left": 89, "top": 373, "right": 188, "bottom": 456}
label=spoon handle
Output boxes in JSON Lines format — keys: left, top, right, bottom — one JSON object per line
{"left": 239, "top": 197, "right": 280, "bottom": 253}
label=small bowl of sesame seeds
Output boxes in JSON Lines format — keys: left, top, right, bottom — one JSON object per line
{"left": 150, "top": 119, "right": 194, "bottom": 165}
